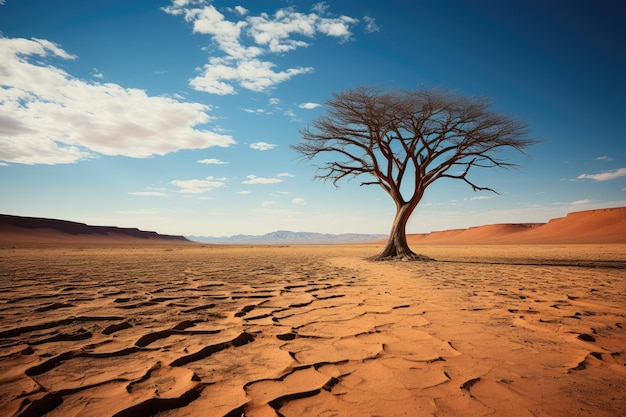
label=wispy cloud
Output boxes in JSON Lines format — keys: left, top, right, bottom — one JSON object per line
{"left": 596, "top": 155, "right": 613, "bottom": 161}
{"left": 261, "top": 201, "right": 277, "bottom": 207}
{"left": 299, "top": 102, "right": 321, "bottom": 109}
{"left": 571, "top": 199, "right": 593, "bottom": 205}
{"left": 242, "top": 174, "right": 283, "bottom": 184}
{"left": 163, "top": 1, "right": 360, "bottom": 94}
{"left": 242, "top": 107, "right": 267, "bottom": 114}
{"left": 198, "top": 158, "right": 227, "bottom": 164}
{"left": 577, "top": 167, "right": 626, "bottom": 181}
{"left": 92, "top": 68, "right": 104, "bottom": 79}
{"left": 464, "top": 195, "right": 495, "bottom": 201}
{"left": 292, "top": 198, "right": 307, "bottom": 205}
{"left": 250, "top": 141, "right": 276, "bottom": 151}
{"left": 187, "top": 196, "right": 214, "bottom": 201}
{"left": 277, "top": 172, "right": 294, "bottom": 178}
{"left": 312, "top": 2, "right": 329, "bottom": 14}
{"left": 0, "top": 37, "right": 234, "bottom": 165}
{"left": 363, "top": 16, "right": 380, "bottom": 33}
{"left": 171, "top": 176, "right": 226, "bottom": 193}
{"left": 283, "top": 109, "right": 300, "bottom": 122}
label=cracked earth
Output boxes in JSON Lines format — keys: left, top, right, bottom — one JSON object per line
{"left": 1, "top": 244, "right": 625, "bottom": 416}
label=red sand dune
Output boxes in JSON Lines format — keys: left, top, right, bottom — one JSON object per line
{"left": 406, "top": 207, "right": 626, "bottom": 244}
{"left": 0, "top": 214, "right": 189, "bottom": 244}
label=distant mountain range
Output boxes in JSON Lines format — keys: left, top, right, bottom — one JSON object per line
{"left": 188, "top": 230, "right": 388, "bottom": 244}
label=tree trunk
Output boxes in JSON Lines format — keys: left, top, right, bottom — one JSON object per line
{"left": 374, "top": 203, "right": 433, "bottom": 261}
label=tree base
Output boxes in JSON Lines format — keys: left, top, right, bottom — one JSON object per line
{"left": 368, "top": 253, "right": 435, "bottom": 262}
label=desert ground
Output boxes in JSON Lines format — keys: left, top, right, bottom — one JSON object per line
{"left": 0, "top": 242, "right": 625, "bottom": 417}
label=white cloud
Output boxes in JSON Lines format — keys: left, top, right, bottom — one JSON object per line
{"left": 596, "top": 156, "right": 612, "bottom": 161}
{"left": 277, "top": 172, "right": 294, "bottom": 177}
{"left": 169, "top": 0, "right": 202, "bottom": 8}
{"left": 171, "top": 176, "right": 226, "bottom": 193}
{"left": 363, "top": 16, "right": 380, "bottom": 33}
{"left": 571, "top": 199, "right": 593, "bottom": 205}
{"left": 292, "top": 198, "right": 306, "bottom": 205}
{"left": 182, "top": 5, "right": 255, "bottom": 58}
{"left": 234, "top": 6, "right": 248, "bottom": 15}
{"left": 198, "top": 158, "right": 227, "bottom": 164}
{"left": 269, "top": 97, "right": 280, "bottom": 105}
{"left": 164, "top": 2, "right": 359, "bottom": 94}
{"left": 191, "top": 58, "right": 313, "bottom": 95}
{"left": 250, "top": 141, "right": 277, "bottom": 151}
{"left": 236, "top": 190, "right": 251, "bottom": 195}
{"left": 242, "top": 175, "right": 283, "bottom": 184}
{"left": 577, "top": 167, "right": 626, "bottom": 181}
{"left": 0, "top": 37, "right": 234, "bottom": 165}
{"left": 261, "top": 201, "right": 277, "bottom": 207}
{"left": 92, "top": 68, "right": 104, "bottom": 79}
{"left": 246, "top": 11, "right": 315, "bottom": 53}
{"left": 299, "top": 102, "right": 321, "bottom": 109}
{"left": 128, "top": 191, "right": 168, "bottom": 197}
{"left": 317, "top": 16, "right": 359, "bottom": 39}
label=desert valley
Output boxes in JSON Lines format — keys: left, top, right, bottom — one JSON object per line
{"left": 0, "top": 207, "right": 625, "bottom": 417}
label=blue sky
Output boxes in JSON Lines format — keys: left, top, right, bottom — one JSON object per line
{"left": 0, "top": 0, "right": 624, "bottom": 236}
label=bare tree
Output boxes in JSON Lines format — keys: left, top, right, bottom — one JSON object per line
{"left": 292, "top": 86, "right": 539, "bottom": 260}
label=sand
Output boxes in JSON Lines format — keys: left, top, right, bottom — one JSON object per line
{"left": 0, "top": 243, "right": 625, "bottom": 417}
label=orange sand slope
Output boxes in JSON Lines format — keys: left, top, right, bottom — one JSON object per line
{"left": 0, "top": 245, "right": 624, "bottom": 417}
{"left": 405, "top": 207, "right": 626, "bottom": 244}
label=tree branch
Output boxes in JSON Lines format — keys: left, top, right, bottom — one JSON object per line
{"left": 292, "top": 85, "right": 539, "bottom": 203}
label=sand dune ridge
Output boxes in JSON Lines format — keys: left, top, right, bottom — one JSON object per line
{"left": 405, "top": 206, "right": 626, "bottom": 244}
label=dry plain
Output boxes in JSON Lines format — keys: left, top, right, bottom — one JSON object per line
{"left": 0, "top": 243, "right": 625, "bottom": 417}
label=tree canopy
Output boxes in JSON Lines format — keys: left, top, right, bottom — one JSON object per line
{"left": 292, "top": 86, "right": 539, "bottom": 260}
